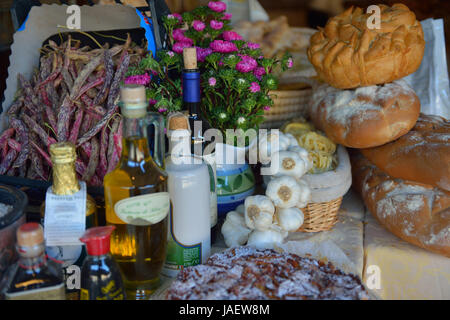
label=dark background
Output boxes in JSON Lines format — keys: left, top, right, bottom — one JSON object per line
{"left": 1, "top": 0, "right": 450, "bottom": 105}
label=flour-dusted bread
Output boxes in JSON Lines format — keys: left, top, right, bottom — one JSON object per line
{"left": 308, "top": 80, "right": 420, "bottom": 148}
{"left": 351, "top": 151, "right": 450, "bottom": 257}
{"left": 307, "top": 3, "right": 425, "bottom": 89}
{"left": 361, "top": 114, "right": 450, "bottom": 191}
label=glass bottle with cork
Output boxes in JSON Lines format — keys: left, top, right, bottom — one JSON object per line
{"left": 182, "top": 47, "right": 218, "bottom": 243}
{"left": 41, "top": 142, "right": 98, "bottom": 300}
{"left": 103, "top": 84, "right": 169, "bottom": 300}
{"left": 4, "top": 223, "right": 65, "bottom": 300}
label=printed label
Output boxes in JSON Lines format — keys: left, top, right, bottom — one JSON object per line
{"left": 5, "top": 283, "right": 65, "bottom": 300}
{"left": 165, "top": 238, "right": 201, "bottom": 269}
{"left": 44, "top": 182, "right": 87, "bottom": 246}
{"left": 114, "top": 192, "right": 170, "bottom": 226}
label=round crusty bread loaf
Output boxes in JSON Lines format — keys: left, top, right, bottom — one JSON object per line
{"left": 307, "top": 3, "right": 425, "bottom": 89}
{"left": 308, "top": 79, "right": 421, "bottom": 148}
{"left": 350, "top": 151, "right": 450, "bottom": 257}
{"left": 361, "top": 114, "right": 450, "bottom": 191}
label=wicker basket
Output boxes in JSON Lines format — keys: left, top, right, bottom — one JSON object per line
{"left": 261, "top": 88, "right": 312, "bottom": 129}
{"left": 297, "top": 197, "right": 343, "bottom": 232}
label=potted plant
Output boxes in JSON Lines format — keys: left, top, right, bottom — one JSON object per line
{"left": 125, "top": 1, "right": 293, "bottom": 215}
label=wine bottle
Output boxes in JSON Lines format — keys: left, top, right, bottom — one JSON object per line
{"left": 182, "top": 47, "right": 218, "bottom": 243}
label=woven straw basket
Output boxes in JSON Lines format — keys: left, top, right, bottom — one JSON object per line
{"left": 261, "top": 88, "right": 312, "bottom": 129}
{"left": 297, "top": 197, "right": 342, "bottom": 232}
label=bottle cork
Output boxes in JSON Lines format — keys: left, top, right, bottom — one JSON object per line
{"left": 17, "top": 223, "right": 44, "bottom": 247}
{"left": 183, "top": 47, "right": 197, "bottom": 70}
{"left": 120, "top": 84, "right": 146, "bottom": 104}
{"left": 168, "top": 113, "right": 189, "bottom": 131}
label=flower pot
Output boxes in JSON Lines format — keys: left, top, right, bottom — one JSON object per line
{"left": 215, "top": 142, "right": 255, "bottom": 217}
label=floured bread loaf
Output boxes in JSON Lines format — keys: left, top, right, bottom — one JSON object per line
{"left": 351, "top": 151, "right": 450, "bottom": 257}
{"left": 166, "top": 246, "right": 370, "bottom": 300}
{"left": 307, "top": 3, "right": 425, "bottom": 89}
{"left": 361, "top": 114, "right": 450, "bottom": 191}
{"left": 308, "top": 80, "right": 420, "bottom": 148}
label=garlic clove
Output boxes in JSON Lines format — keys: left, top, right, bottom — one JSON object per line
{"left": 273, "top": 150, "right": 308, "bottom": 179}
{"left": 295, "top": 179, "right": 312, "bottom": 208}
{"left": 235, "top": 204, "right": 245, "bottom": 215}
{"left": 247, "top": 224, "right": 288, "bottom": 249}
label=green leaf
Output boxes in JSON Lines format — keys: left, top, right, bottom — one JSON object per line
{"left": 244, "top": 172, "right": 255, "bottom": 183}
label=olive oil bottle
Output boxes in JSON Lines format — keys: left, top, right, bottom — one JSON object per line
{"left": 103, "top": 84, "right": 169, "bottom": 300}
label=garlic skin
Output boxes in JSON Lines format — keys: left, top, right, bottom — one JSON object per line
{"left": 235, "top": 204, "right": 245, "bottom": 215}
{"left": 273, "top": 150, "right": 309, "bottom": 179}
{"left": 295, "top": 179, "right": 312, "bottom": 208}
{"left": 276, "top": 207, "right": 304, "bottom": 232}
{"left": 221, "top": 211, "right": 252, "bottom": 248}
{"left": 247, "top": 224, "right": 288, "bottom": 249}
{"left": 244, "top": 195, "right": 275, "bottom": 231}
{"left": 266, "top": 175, "right": 303, "bottom": 208}
{"left": 288, "top": 145, "right": 313, "bottom": 172}
{"left": 284, "top": 133, "right": 299, "bottom": 147}
{"left": 255, "top": 131, "right": 289, "bottom": 164}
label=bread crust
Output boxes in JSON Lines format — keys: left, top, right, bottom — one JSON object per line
{"left": 361, "top": 114, "right": 450, "bottom": 191}
{"left": 350, "top": 150, "right": 450, "bottom": 257}
{"left": 307, "top": 4, "right": 425, "bottom": 89}
{"left": 308, "top": 80, "right": 421, "bottom": 148}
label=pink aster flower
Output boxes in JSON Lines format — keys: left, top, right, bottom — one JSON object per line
{"left": 247, "top": 42, "right": 260, "bottom": 50}
{"left": 172, "top": 29, "right": 191, "bottom": 43}
{"left": 167, "top": 13, "right": 182, "bottom": 23}
{"left": 264, "top": 106, "right": 271, "bottom": 111}
{"left": 208, "top": 77, "right": 217, "bottom": 87}
{"left": 124, "top": 73, "right": 151, "bottom": 86}
{"left": 249, "top": 82, "right": 260, "bottom": 93}
{"left": 173, "top": 41, "right": 193, "bottom": 54}
{"left": 253, "top": 67, "right": 266, "bottom": 80}
{"left": 210, "top": 20, "right": 224, "bottom": 30}
{"left": 149, "top": 99, "right": 157, "bottom": 105}
{"left": 158, "top": 107, "right": 168, "bottom": 113}
{"left": 192, "top": 20, "right": 206, "bottom": 32}
{"left": 222, "top": 13, "right": 232, "bottom": 20}
{"left": 287, "top": 57, "right": 294, "bottom": 68}
{"left": 208, "top": 1, "right": 227, "bottom": 12}
{"left": 222, "top": 31, "right": 242, "bottom": 41}
{"left": 210, "top": 40, "right": 237, "bottom": 53}
{"left": 167, "top": 51, "right": 175, "bottom": 57}
{"left": 236, "top": 56, "right": 257, "bottom": 73}
{"left": 196, "top": 47, "right": 213, "bottom": 62}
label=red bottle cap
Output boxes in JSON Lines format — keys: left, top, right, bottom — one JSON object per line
{"left": 79, "top": 226, "right": 115, "bottom": 256}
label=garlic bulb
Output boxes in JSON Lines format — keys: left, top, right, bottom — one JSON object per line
{"left": 255, "top": 131, "right": 289, "bottom": 164}
{"left": 276, "top": 207, "right": 304, "bottom": 232}
{"left": 295, "top": 179, "right": 312, "bottom": 208}
{"left": 266, "top": 175, "right": 304, "bottom": 208}
{"left": 244, "top": 195, "right": 275, "bottom": 231}
{"left": 272, "top": 150, "right": 309, "bottom": 179}
{"left": 221, "top": 211, "right": 252, "bottom": 248}
{"left": 247, "top": 224, "right": 288, "bottom": 249}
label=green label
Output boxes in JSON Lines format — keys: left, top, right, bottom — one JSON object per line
{"left": 114, "top": 192, "right": 170, "bottom": 226}
{"left": 165, "top": 238, "right": 201, "bottom": 269}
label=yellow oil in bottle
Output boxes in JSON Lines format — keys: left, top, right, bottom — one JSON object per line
{"left": 104, "top": 135, "right": 169, "bottom": 300}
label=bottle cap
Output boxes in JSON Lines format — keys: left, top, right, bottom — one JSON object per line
{"left": 49, "top": 142, "right": 77, "bottom": 164}
{"left": 17, "top": 223, "right": 44, "bottom": 247}
{"left": 120, "top": 84, "right": 147, "bottom": 118}
{"left": 183, "top": 47, "right": 197, "bottom": 70}
{"left": 168, "top": 112, "right": 189, "bottom": 131}
{"left": 79, "top": 226, "right": 115, "bottom": 256}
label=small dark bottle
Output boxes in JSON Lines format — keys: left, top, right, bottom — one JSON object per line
{"left": 79, "top": 226, "right": 125, "bottom": 300}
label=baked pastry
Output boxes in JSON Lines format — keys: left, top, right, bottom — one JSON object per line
{"left": 307, "top": 3, "right": 425, "bottom": 89}
{"left": 361, "top": 114, "right": 450, "bottom": 191}
{"left": 351, "top": 151, "right": 450, "bottom": 257}
{"left": 308, "top": 79, "right": 421, "bottom": 148}
{"left": 167, "top": 246, "right": 370, "bottom": 300}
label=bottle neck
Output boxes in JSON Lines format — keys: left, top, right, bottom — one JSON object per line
{"left": 18, "top": 243, "right": 47, "bottom": 270}
{"left": 183, "top": 69, "right": 201, "bottom": 116}
{"left": 52, "top": 160, "right": 80, "bottom": 195}
{"left": 121, "top": 116, "right": 152, "bottom": 164}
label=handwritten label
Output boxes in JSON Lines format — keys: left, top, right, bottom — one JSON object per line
{"left": 114, "top": 192, "right": 170, "bottom": 226}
